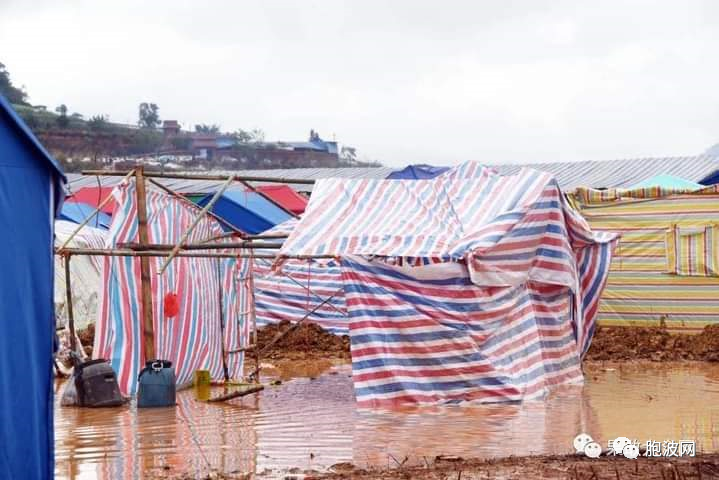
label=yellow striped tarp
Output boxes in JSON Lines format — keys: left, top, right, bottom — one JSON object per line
{"left": 569, "top": 184, "right": 719, "bottom": 332}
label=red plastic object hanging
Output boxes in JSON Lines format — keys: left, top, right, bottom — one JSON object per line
{"left": 163, "top": 292, "right": 179, "bottom": 318}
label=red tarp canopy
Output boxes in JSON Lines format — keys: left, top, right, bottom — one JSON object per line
{"left": 255, "top": 185, "right": 308, "bottom": 215}
{"left": 66, "top": 187, "right": 117, "bottom": 215}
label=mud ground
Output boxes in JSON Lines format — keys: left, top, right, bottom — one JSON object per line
{"left": 310, "top": 453, "right": 719, "bottom": 480}
{"left": 250, "top": 320, "right": 351, "bottom": 361}
{"left": 585, "top": 325, "right": 719, "bottom": 362}
{"left": 75, "top": 322, "right": 719, "bottom": 363}
{"left": 161, "top": 453, "right": 719, "bottom": 479}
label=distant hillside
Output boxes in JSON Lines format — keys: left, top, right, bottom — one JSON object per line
{"left": 2, "top": 61, "right": 379, "bottom": 172}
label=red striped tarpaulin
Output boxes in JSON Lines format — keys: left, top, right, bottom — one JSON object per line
{"left": 94, "top": 179, "right": 251, "bottom": 395}
{"left": 253, "top": 218, "right": 348, "bottom": 334}
{"left": 279, "top": 163, "right": 618, "bottom": 405}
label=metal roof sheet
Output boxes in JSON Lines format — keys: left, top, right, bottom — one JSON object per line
{"left": 65, "top": 155, "right": 719, "bottom": 195}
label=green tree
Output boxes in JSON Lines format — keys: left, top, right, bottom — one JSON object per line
{"left": 194, "top": 123, "right": 220, "bottom": 134}
{"left": 87, "top": 114, "right": 108, "bottom": 131}
{"left": 55, "top": 104, "right": 69, "bottom": 127}
{"left": 0, "top": 62, "right": 28, "bottom": 105}
{"left": 138, "top": 102, "right": 160, "bottom": 129}
{"left": 340, "top": 145, "right": 357, "bottom": 164}
{"left": 232, "top": 128, "right": 265, "bottom": 144}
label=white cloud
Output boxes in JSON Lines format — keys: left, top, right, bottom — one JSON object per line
{"left": 2, "top": 0, "right": 719, "bottom": 166}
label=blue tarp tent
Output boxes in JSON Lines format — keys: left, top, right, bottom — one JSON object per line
{"left": 0, "top": 94, "right": 65, "bottom": 479}
{"left": 60, "top": 201, "right": 112, "bottom": 229}
{"left": 387, "top": 164, "right": 449, "bottom": 179}
{"left": 197, "top": 189, "right": 293, "bottom": 234}
{"left": 700, "top": 169, "right": 719, "bottom": 186}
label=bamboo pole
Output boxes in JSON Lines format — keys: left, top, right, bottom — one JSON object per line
{"left": 216, "top": 259, "right": 230, "bottom": 381}
{"left": 57, "top": 169, "right": 136, "bottom": 251}
{"left": 120, "top": 241, "right": 281, "bottom": 251}
{"left": 247, "top": 258, "right": 260, "bottom": 383}
{"left": 225, "top": 344, "right": 256, "bottom": 354}
{"left": 81, "top": 170, "right": 316, "bottom": 184}
{"left": 157, "top": 175, "right": 235, "bottom": 275}
{"left": 236, "top": 178, "right": 299, "bottom": 218}
{"left": 147, "top": 178, "right": 247, "bottom": 238}
{"left": 64, "top": 254, "right": 77, "bottom": 354}
{"left": 199, "top": 232, "right": 288, "bottom": 243}
{"left": 55, "top": 248, "right": 334, "bottom": 260}
{"left": 207, "top": 384, "right": 264, "bottom": 402}
{"left": 136, "top": 167, "right": 156, "bottom": 361}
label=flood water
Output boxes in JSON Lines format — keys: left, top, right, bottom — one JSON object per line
{"left": 55, "top": 361, "right": 719, "bottom": 479}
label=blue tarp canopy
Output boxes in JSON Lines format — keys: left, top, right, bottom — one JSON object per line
{"left": 60, "top": 201, "right": 112, "bottom": 229}
{"left": 197, "top": 189, "right": 293, "bottom": 234}
{"left": 0, "top": 94, "right": 65, "bottom": 478}
{"left": 629, "top": 174, "right": 702, "bottom": 190}
{"left": 700, "top": 169, "right": 719, "bottom": 186}
{"left": 387, "top": 164, "right": 449, "bottom": 180}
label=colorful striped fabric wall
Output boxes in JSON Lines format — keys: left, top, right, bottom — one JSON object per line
{"left": 344, "top": 256, "right": 583, "bottom": 406}
{"left": 570, "top": 185, "right": 719, "bottom": 332}
{"left": 253, "top": 219, "right": 348, "bottom": 334}
{"left": 94, "top": 180, "right": 251, "bottom": 395}
{"left": 280, "top": 163, "right": 617, "bottom": 404}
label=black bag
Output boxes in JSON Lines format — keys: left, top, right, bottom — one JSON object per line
{"left": 74, "top": 359, "right": 124, "bottom": 407}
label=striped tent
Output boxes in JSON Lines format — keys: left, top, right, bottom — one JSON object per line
{"left": 253, "top": 218, "right": 348, "bottom": 334}
{"left": 94, "top": 179, "right": 251, "bottom": 395}
{"left": 569, "top": 184, "right": 719, "bottom": 332}
{"left": 279, "top": 162, "right": 618, "bottom": 406}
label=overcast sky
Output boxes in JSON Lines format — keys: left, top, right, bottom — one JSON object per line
{"left": 2, "top": 1, "right": 719, "bottom": 166}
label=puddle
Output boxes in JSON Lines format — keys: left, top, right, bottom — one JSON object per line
{"left": 55, "top": 361, "right": 719, "bottom": 479}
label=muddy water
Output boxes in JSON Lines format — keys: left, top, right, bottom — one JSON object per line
{"left": 55, "top": 361, "right": 719, "bottom": 479}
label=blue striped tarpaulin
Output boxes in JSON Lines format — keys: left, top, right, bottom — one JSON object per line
{"left": 253, "top": 218, "right": 348, "bottom": 334}
{"left": 95, "top": 180, "right": 251, "bottom": 395}
{"left": 279, "top": 162, "right": 618, "bottom": 405}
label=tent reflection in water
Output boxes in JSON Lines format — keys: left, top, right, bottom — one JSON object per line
{"left": 276, "top": 162, "right": 619, "bottom": 406}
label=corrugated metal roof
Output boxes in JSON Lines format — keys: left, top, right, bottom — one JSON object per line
{"left": 488, "top": 155, "right": 719, "bottom": 190}
{"left": 65, "top": 155, "right": 719, "bottom": 195}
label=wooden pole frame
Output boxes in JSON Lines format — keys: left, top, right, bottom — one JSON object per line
{"left": 60, "top": 170, "right": 338, "bottom": 396}
{"left": 135, "top": 167, "right": 156, "bottom": 361}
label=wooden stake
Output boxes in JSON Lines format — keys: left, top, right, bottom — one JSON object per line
{"left": 136, "top": 167, "right": 155, "bottom": 361}
{"left": 64, "top": 254, "right": 77, "bottom": 354}
{"left": 157, "top": 175, "right": 235, "bottom": 275}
